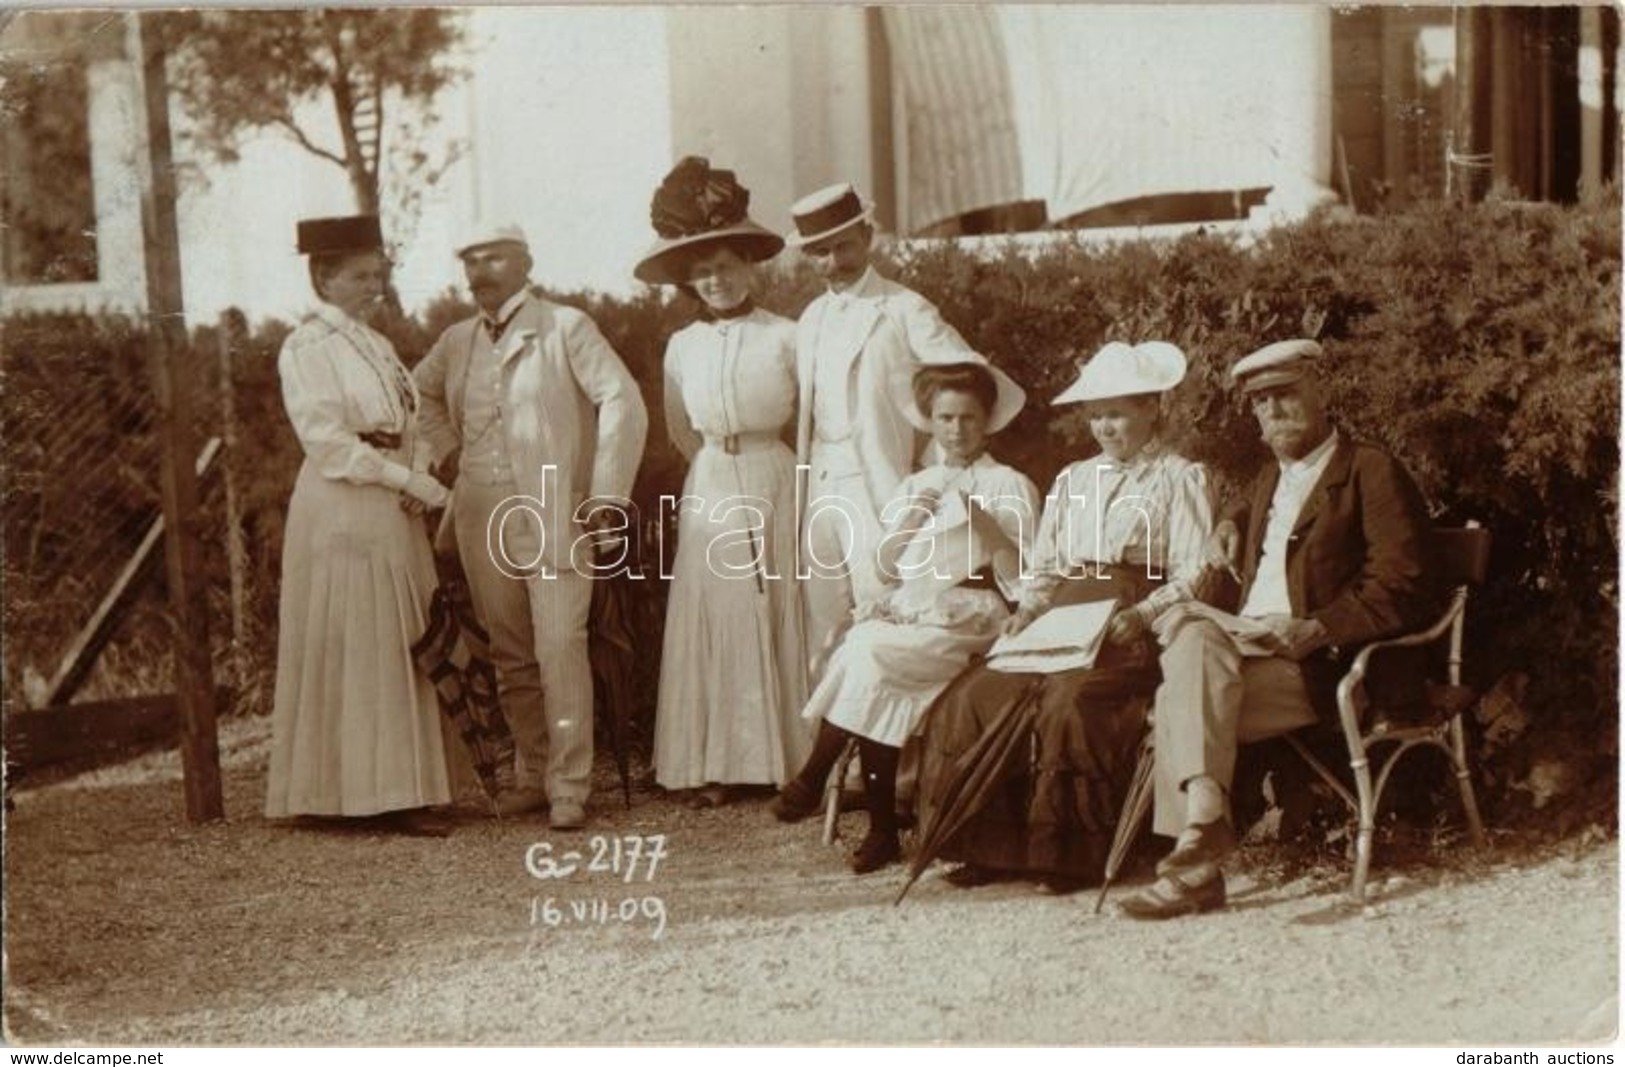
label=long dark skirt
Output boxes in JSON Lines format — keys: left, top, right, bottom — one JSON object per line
{"left": 917, "top": 650, "right": 1156, "bottom": 883}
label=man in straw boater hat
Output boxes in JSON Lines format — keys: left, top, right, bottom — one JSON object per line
{"left": 413, "top": 219, "right": 648, "bottom": 831}
{"left": 1118, "top": 339, "right": 1436, "bottom": 920}
{"left": 786, "top": 180, "right": 994, "bottom": 681}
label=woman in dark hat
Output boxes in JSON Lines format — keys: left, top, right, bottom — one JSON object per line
{"left": 635, "top": 158, "right": 810, "bottom": 807}
{"left": 265, "top": 215, "right": 456, "bottom": 835}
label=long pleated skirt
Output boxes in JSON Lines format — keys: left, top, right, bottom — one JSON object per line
{"left": 265, "top": 463, "right": 452, "bottom": 817}
{"left": 653, "top": 441, "right": 811, "bottom": 788}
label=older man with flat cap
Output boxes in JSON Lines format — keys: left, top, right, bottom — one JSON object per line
{"left": 414, "top": 221, "right": 648, "bottom": 830}
{"left": 786, "top": 181, "right": 991, "bottom": 678}
{"left": 1120, "top": 339, "right": 1435, "bottom": 919}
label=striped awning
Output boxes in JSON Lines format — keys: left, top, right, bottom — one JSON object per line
{"left": 881, "top": 7, "right": 1024, "bottom": 232}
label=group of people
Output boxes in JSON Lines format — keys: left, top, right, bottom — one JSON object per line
{"left": 264, "top": 158, "right": 1438, "bottom": 921}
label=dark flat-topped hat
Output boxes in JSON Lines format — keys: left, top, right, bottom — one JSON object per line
{"left": 1232, "top": 338, "right": 1323, "bottom": 393}
{"left": 296, "top": 214, "right": 383, "bottom": 256}
{"left": 634, "top": 157, "right": 783, "bottom": 286}
{"left": 786, "top": 182, "right": 874, "bottom": 248}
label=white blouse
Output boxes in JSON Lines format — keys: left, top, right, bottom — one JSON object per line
{"left": 1020, "top": 439, "right": 1215, "bottom": 622}
{"left": 277, "top": 303, "right": 422, "bottom": 491}
{"left": 880, "top": 452, "right": 1041, "bottom": 605}
{"left": 662, "top": 307, "right": 798, "bottom": 459}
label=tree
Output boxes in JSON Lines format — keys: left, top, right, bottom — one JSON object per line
{"left": 159, "top": 9, "right": 466, "bottom": 219}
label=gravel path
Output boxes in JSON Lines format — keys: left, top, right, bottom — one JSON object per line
{"left": 3, "top": 714, "right": 1616, "bottom": 1046}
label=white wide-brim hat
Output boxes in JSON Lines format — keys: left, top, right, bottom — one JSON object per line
{"left": 785, "top": 182, "right": 875, "bottom": 248}
{"left": 905, "top": 359, "right": 1027, "bottom": 434}
{"left": 1053, "top": 341, "right": 1187, "bottom": 405}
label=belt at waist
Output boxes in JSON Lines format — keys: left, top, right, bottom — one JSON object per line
{"left": 702, "top": 431, "right": 782, "bottom": 455}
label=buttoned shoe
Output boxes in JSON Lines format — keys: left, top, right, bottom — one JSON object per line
{"left": 1035, "top": 874, "right": 1086, "bottom": 896}
{"left": 1155, "top": 816, "right": 1236, "bottom": 876}
{"left": 769, "top": 780, "right": 822, "bottom": 823}
{"left": 848, "top": 831, "right": 902, "bottom": 874}
{"left": 375, "top": 808, "right": 455, "bottom": 838}
{"left": 944, "top": 863, "right": 1002, "bottom": 889}
{"left": 1118, "top": 863, "right": 1226, "bottom": 920}
{"left": 549, "top": 799, "right": 587, "bottom": 831}
{"left": 493, "top": 786, "right": 549, "bottom": 818}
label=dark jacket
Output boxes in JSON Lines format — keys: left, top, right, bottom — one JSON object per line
{"left": 1227, "top": 434, "right": 1437, "bottom": 721}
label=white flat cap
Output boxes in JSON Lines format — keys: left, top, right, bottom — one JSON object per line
{"left": 1053, "top": 341, "right": 1187, "bottom": 405}
{"left": 456, "top": 220, "right": 529, "bottom": 257}
{"left": 1231, "top": 339, "right": 1323, "bottom": 393}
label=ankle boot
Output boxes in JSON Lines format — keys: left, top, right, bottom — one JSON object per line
{"left": 850, "top": 738, "right": 902, "bottom": 873}
{"left": 771, "top": 721, "right": 851, "bottom": 822}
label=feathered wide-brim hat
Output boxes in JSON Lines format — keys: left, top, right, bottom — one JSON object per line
{"left": 633, "top": 157, "right": 784, "bottom": 286}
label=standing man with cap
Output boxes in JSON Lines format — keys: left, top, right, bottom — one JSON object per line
{"left": 414, "top": 221, "right": 648, "bottom": 830}
{"left": 787, "top": 181, "right": 989, "bottom": 676}
{"left": 1120, "top": 338, "right": 1435, "bottom": 919}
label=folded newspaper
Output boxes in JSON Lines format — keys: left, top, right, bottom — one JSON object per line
{"left": 984, "top": 599, "right": 1117, "bottom": 674}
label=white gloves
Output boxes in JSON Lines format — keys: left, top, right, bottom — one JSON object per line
{"left": 401, "top": 471, "right": 450, "bottom": 509}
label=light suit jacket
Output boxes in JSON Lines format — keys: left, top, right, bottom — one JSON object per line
{"left": 414, "top": 291, "right": 649, "bottom": 573}
{"left": 794, "top": 268, "right": 982, "bottom": 520}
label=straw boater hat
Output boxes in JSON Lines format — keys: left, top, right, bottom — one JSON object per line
{"left": 785, "top": 182, "right": 876, "bottom": 248}
{"left": 1230, "top": 338, "right": 1322, "bottom": 393}
{"left": 633, "top": 157, "right": 784, "bottom": 285}
{"left": 905, "top": 358, "right": 1027, "bottom": 435}
{"left": 296, "top": 214, "right": 383, "bottom": 256}
{"left": 1052, "top": 341, "right": 1188, "bottom": 405}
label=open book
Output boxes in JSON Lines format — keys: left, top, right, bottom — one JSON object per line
{"left": 984, "top": 599, "right": 1117, "bottom": 675}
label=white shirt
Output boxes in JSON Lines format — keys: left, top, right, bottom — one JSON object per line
{"left": 1240, "top": 430, "right": 1340, "bottom": 618}
{"left": 809, "top": 268, "right": 884, "bottom": 443}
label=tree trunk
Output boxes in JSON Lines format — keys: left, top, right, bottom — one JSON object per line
{"left": 321, "top": 12, "right": 379, "bottom": 214}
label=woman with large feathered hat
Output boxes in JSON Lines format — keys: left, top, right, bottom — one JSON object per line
{"left": 635, "top": 158, "right": 811, "bottom": 806}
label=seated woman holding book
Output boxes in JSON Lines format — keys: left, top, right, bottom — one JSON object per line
{"left": 915, "top": 341, "right": 1217, "bottom": 894}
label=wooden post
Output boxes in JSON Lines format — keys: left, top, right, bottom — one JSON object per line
{"left": 1542, "top": 7, "right": 1582, "bottom": 203}
{"left": 216, "top": 310, "right": 252, "bottom": 696}
{"left": 1452, "top": 6, "right": 1495, "bottom": 201}
{"left": 1602, "top": 7, "right": 1620, "bottom": 185}
{"left": 129, "top": 11, "right": 223, "bottom": 822}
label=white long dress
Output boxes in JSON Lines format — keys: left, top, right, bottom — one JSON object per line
{"left": 653, "top": 308, "right": 812, "bottom": 788}
{"left": 805, "top": 453, "right": 1040, "bottom": 747}
{"left": 265, "top": 303, "right": 452, "bottom": 817}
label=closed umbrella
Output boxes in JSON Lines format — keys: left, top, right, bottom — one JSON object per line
{"left": 412, "top": 578, "right": 514, "bottom": 811}
{"left": 894, "top": 675, "right": 1047, "bottom": 905}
